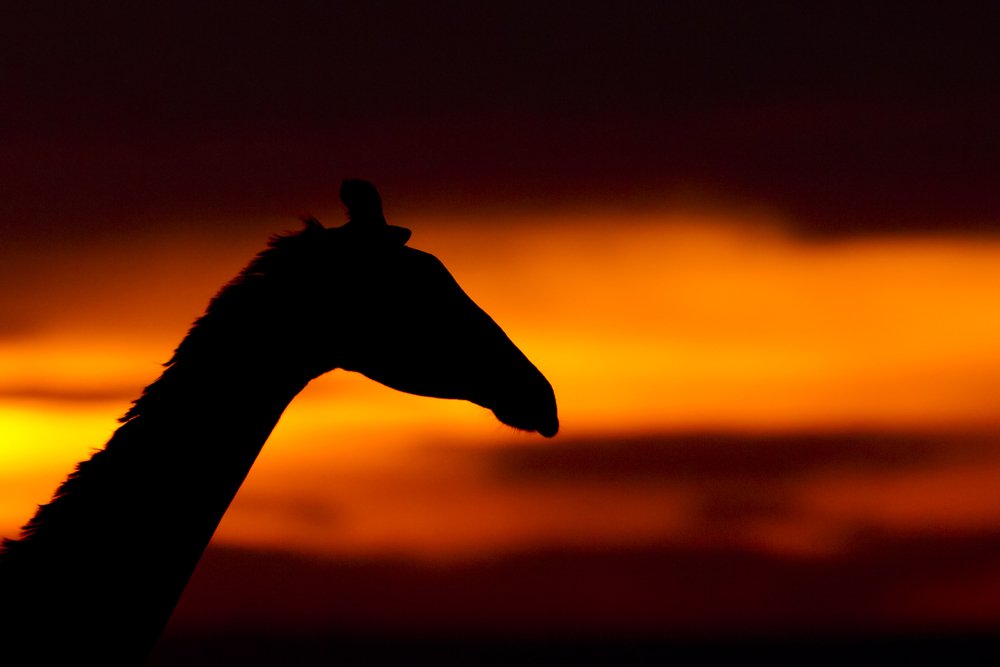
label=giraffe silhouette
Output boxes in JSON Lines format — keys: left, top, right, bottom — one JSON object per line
{"left": 0, "top": 180, "right": 558, "bottom": 663}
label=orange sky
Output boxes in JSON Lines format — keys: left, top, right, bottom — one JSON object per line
{"left": 3, "top": 207, "right": 1000, "bottom": 571}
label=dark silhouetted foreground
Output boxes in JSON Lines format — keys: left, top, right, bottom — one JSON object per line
{"left": 0, "top": 181, "right": 556, "bottom": 663}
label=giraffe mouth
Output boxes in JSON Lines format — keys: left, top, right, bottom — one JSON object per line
{"left": 492, "top": 404, "right": 559, "bottom": 438}
{"left": 487, "top": 368, "right": 559, "bottom": 438}
{"left": 536, "top": 418, "right": 559, "bottom": 438}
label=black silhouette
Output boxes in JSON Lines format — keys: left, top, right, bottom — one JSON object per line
{"left": 0, "top": 180, "right": 557, "bottom": 663}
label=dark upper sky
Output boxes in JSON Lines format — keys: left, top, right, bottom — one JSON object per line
{"left": 2, "top": 2, "right": 998, "bottom": 241}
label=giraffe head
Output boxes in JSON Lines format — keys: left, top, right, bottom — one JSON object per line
{"left": 286, "top": 180, "right": 558, "bottom": 438}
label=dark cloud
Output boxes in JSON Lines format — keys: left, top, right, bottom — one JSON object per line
{"left": 162, "top": 528, "right": 1000, "bottom": 646}
{"left": 0, "top": 316, "right": 39, "bottom": 341}
{"left": 232, "top": 494, "right": 340, "bottom": 528}
{"left": 445, "top": 432, "right": 1000, "bottom": 530}
{"left": 2, "top": 3, "right": 998, "bottom": 239}
{"left": 151, "top": 632, "right": 999, "bottom": 667}
{"left": 476, "top": 432, "right": 1000, "bottom": 485}
{"left": 691, "top": 486, "right": 797, "bottom": 525}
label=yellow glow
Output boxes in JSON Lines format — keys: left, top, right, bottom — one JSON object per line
{"left": 0, "top": 403, "right": 121, "bottom": 535}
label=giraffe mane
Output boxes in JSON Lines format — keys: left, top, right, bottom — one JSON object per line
{"left": 121, "top": 224, "right": 324, "bottom": 423}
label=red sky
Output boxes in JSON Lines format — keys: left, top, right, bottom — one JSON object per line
{"left": 2, "top": 2, "right": 1000, "bottom": 660}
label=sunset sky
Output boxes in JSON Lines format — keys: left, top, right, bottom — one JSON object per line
{"left": 2, "top": 2, "right": 999, "bottom": 660}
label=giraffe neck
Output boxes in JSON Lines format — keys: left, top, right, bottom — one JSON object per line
{"left": 0, "top": 354, "right": 312, "bottom": 662}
